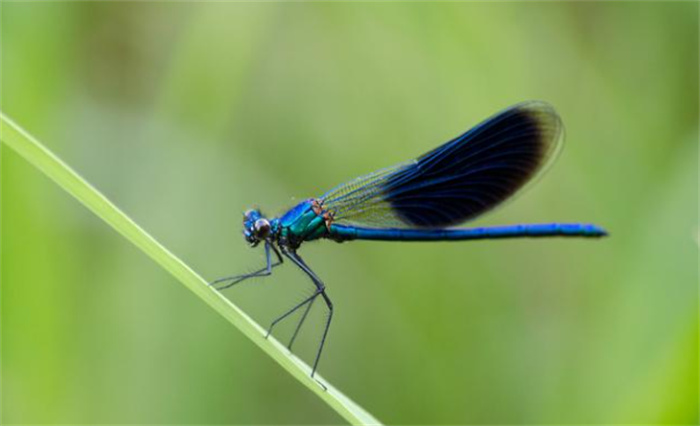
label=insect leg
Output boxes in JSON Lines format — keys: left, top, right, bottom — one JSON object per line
{"left": 287, "top": 296, "right": 317, "bottom": 350}
{"left": 210, "top": 242, "right": 283, "bottom": 290}
{"left": 284, "top": 251, "right": 333, "bottom": 379}
{"left": 266, "top": 291, "right": 320, "bottom": 338}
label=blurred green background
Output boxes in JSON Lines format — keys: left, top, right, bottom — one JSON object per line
{"left": 2, "top": 2, "right": 698, "bottom": 425}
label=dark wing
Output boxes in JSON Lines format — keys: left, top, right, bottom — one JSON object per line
{"left": 320, "top": 101, "right": 563, "bottom": 229}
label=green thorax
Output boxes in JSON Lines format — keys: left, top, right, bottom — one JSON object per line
{"left": 278, "top": 199, "right": 328, "bottom": 248}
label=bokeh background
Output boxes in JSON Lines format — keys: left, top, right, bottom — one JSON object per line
{"left": 2, "top": 2, "right": 698, "bottom": 425}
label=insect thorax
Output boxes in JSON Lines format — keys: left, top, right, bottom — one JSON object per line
{"left": 278, "top": 199, "right": 331, "bottom": 248}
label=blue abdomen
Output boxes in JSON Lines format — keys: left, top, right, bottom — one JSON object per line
{"left": 329, "top": 223, "right": 607, "bottom": 242}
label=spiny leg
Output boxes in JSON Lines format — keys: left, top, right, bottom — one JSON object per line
{"left": 210, "top": 263, "right": 280, "bottom": 290}
{"left": 210, "top": 242, "right": 282, "bottom": 290}
{"left": 266, "top": 290, "right": 320, "bottom": 338}
{"left": 315, "top": 292, "right": 333, "bottom": 378}
{"left": 287, "top": 296, "right": 317, "bottom": 351}
{"left": 284, "top": 250, "right": 333, "bottom": 379}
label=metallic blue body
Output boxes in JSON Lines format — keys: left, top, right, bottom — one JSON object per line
{"left": 329, "top": 222, "right": 606, "bottom": 241}
{"left": 213, "top": 101, "right": 609, "bottom": 382}
{"left": 271, "top": 199, "right": 606, "bottom": 245}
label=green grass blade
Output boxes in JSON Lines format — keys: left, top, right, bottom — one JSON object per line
{"left": 0, "top": 112, "right": 382, "bottom": 426}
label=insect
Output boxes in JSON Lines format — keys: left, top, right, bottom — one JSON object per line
{"left": 211, "top": 101, "right": 607, "bottom": 382}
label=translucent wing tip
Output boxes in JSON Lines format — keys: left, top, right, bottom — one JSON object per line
{"left": 510, "top": 100, "right": 565, "bottom": 168}
{"left": 383, "top": 101, "right": 568, "bottom": 228}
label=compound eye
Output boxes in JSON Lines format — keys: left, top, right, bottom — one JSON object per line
{"left": 254, "top": 218, "right": 270, "bottom": 239}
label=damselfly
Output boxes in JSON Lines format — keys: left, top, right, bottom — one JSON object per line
{"left": 211, "top": 101, "right": 607, "bottom": 383}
